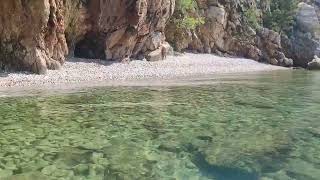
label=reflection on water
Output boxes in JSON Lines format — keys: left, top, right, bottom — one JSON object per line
{"left": 0, "top": 70, "right": 320, "bottom": 180}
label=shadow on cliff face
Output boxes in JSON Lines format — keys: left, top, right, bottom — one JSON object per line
{"left": 74, "top": 33, "right": 106, "bottom": 60}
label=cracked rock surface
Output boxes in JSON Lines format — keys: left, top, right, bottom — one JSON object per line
{"left": 0, "top": 0, "right": 175, "bottom": 74}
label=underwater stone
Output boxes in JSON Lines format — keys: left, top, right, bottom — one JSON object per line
{"left": 0, "top": 82, "right": 320, "bottom": 180}
{"left": 0, "top": 169, "right": 13, "bottom": 178}
{"left": 20, "top": 159, "right": 49, "bottom": 173}
{"left": 73, "top": 164, "right": 89, "bottom": 175}
{"left": 51, "top": 169, "right": 74, "bottom": 178}
{"left": 91, "top": 152, "right": 104, "bottom": 164}
{"left": 88, "top": 164, "right": 105, "bottom": 177}
{"left": 4, "top": 161, "right": 17, "bottom": 171}
{"left": 1, "top": 172, "right": 49, "bottom": 180}
{"left": 263, "top": 170, "right": 292, "bottom": 180}
{"left": 21, "top": 149, "right": 38, "bottom": 159}
{"left": 286, "top": 159, "right": 320, "bottom": 180}
{"left": 41, "top": 165, "right": 58, "bottom": 176}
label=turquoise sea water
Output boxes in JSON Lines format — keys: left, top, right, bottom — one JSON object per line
{"left": 0, "top": 70, "right": 320, "bottom": 180}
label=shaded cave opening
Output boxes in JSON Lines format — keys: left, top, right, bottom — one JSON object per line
{"left": 73, "top": 33, "right": 106, "bottom": 60}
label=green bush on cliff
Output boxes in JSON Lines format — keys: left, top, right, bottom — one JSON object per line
{"left": 263, "top": 0, "right": 298, "bottom": 35}
{"left": 244, "top": 7, "right": 262, "bottom": 30}
{"left": 177, "top": 0, "right": 196, "bottom": 13}
{"left": 176, "top": 17, "right": 205, "bottom": 30}
{"left": 172, "top": 0, "right": 205, "bottom": 30}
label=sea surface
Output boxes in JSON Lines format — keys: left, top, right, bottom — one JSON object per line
{"left": 0, "top": 70, "right": 319, "bottom": 180}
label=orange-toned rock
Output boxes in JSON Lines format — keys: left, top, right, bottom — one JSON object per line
{"left": 0, "top": 0, "right": 68, "bottom": 74}
{"left": 0, "top": 0, "right": 175, "bottom": 74}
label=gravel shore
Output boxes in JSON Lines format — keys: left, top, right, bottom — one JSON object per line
{"left": 0, "top": 53, "right": 288, "bottom": 90}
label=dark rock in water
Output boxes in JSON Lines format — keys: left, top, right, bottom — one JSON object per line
{"left": 286, "top": 159, "right": 320, "bottom": 180}
{"left": 196, "top": 136, "right": 213, "bottom": 142}
{"left": 307, "top": 56, "right": 320, "bottom": 70}
{"left": 193, "top": 153, "right": 259, "bottom": 180}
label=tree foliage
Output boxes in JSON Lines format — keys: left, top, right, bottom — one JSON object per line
{"left": 177, "top": 0, "right": 196, "bottom": 13}
{"left": 244, "top": 7, "right": 262, "bottom": 30}
{"left": 172, "top": 0, "right": 205, "bottom": 30}
{"left": 262, "top": 0, "right": 298, "bottom": 35}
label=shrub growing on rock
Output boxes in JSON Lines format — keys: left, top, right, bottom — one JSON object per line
{"left": 172, "top": 0, "right": 205, "bottom": 30}
{"left": 263, "top": 0, "right": 299, "bottom": 35}
{"left": 244, "top": 7, "right": 262, "bottom": 30}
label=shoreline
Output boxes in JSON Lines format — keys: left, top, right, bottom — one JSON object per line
{"left": 0, "top": 53, "right": 289, "bottom": 92}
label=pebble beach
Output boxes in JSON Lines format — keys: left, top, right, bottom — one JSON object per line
{"left": 0, "top": 53, "right": 288, "bottom": 90}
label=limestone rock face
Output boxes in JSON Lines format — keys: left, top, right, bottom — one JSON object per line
{"left": 0, "top": 0, "right": 68, "bottom": 74}
{"left": 296, "top": 3, "right": 320, "bottom": 37}
{"left": 282, "top": 2, "right": 320, "bottom": 67}
{"left": 0, "top": 0, "right": 175, "bottom": 74}
{"left": 165, "top": 0, "right": 292, "bottom": 67}
{"left": 87, "top": 0, "right": 175, "bottom": 61}
{"left": 257, "top": 28, "right": 293, "bottom": 67}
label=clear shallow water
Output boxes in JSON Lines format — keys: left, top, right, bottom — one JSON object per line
{"left": 0, "top": 70, "right": 320, "bottom": 180}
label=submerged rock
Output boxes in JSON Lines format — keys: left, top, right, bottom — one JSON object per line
{"left": 1, "top": 172, "right": 49, "bottom": 180}
{"left": 1, "top": 81, "right": 320, "bottom": 179}
{"left": 0, "top": 169, "right": 13, "bottom": 179}
{"left": 286, "top": 159, "right": 320, "bottom": 180}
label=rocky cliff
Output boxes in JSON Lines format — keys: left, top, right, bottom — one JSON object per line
{"left": 1, "top": 0, "right": 320, "bottom": 74}
{"left": 0, "top": 0, "right": 174, "bottom": 74}
{"left": 166, "top": 0, "right": 320, "bottom": 68}
{"left": 282, "top": 2, "right": 320, "bottom": 67}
